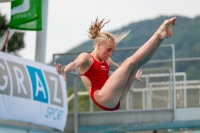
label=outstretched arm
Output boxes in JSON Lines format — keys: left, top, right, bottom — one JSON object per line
{"left": 108, "top": 58, "right": 143, "bottom": 82}
{"left": 54, "top": 53, "right": 88, "bottom": 81}
{"left": 107, "top": 57, "right": 119, "bottom": 71}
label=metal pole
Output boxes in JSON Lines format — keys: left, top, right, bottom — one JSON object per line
{"left": 169, "top": 68, "right": 173, "bottom": 108}
{"left": 171, "top": 44, "right": 176, "bottom": 120}
{"left": 35, "top": 0, "right": 49, "bottom": 63}
{"left": 146, "top": 76, "right": 151, "bottom": 109}
{"left": 183, "top": 73, "right": 187, "bottom": 107}
{"left": 73, "top": 70, "right": 79, "bottom": 133}
{"left": 142, "top": 90, "right": 145, "bottom": 110}
{"left": 89, "top": 98, "right": 93, "bottom": 112}
{"left": 126, "top": 88, "right": 131, "bottom": 111}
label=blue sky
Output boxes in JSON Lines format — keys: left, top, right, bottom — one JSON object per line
{"left": 0, "top": 0, "right": 200, "bottom": 64}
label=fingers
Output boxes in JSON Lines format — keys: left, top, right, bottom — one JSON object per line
{"left": 55, "top": 63, "right": 62, "bottom": 70}
{"left": 62, "top": 74, "right": 67, "bottom": 82}
{"left": 64, "top": 77, "right": 67, "bottom": 82}
{"left": 54, "top": 63, "right": 59, "bottom": 68}
{"left": 62, "top": 65, "right": 65, "bottom": 72}
{"left": 54, "top": 63, "right": 64, "bottom": 74}
{"left": 139, "top": 79, "right": 143, "bottom": 83}
{"left": 137, "top": 70, "right": 142, "bottom": 76}
{"left": 135, "top": 78, "right": 143, "bottom": 83}
{"left": 135, "top": 70, "right": 143, "bottom": 83}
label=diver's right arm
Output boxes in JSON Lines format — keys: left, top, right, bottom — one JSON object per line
{"left": 54, "top": 53, "right": 88, "bottom": 81}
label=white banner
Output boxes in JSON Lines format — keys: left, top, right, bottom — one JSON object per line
{"left": 0, "top": 52, "right": 67, "bottom": 131}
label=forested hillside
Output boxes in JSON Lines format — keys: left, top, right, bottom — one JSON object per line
{"left": 52, "top": 15, "right": 200, "bottom": 83}
{"left": 68, "top": 16, "right": 200, "bottom": 57}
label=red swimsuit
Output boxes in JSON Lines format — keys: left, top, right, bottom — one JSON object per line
{"left": 80, "top": 54, "right": 120, "bottom": 111}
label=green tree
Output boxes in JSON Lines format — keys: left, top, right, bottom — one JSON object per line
{"left": 0, "top": 12, "right": 25, "bottom": 53}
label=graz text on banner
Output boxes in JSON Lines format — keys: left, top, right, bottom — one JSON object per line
{"left": 0, "top": 52, "right": 67, "bottom": 131}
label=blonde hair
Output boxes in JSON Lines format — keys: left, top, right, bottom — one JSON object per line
{"left": 88, "top": 17, "right": 130, "bottom": 48}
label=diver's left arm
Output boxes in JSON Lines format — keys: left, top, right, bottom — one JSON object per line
{"left": 107, "top": 58, "right": 119, "bottom": 72}
{"left": 107, "top": 58, "right": 143, "bottom": 82}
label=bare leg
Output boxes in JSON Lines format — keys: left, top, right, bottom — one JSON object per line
{"left": 95, "top": 17, "right": 176, "bottom": 108}
{"left": 138, "top": 39, "right": 163, "bottom": 67}
{"left": 119, "top": 66, "right": 139, "bottom": 105}
{"left": 119, "top": 39, "right": 163, "bottom": 105}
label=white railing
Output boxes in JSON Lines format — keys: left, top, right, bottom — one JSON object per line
{"left": 68, "top": 79, "right": 200, "bottom": 112}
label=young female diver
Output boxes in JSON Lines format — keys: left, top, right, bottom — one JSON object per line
{"left": 55, "top": 17, "right": 176, "bottom": 111}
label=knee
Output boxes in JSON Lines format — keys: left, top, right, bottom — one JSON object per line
{"left": 121, "top": 58, "right": 141, "bottom": 72}
{"left": 123, "top": 57, "right": 138, "bottom": 67}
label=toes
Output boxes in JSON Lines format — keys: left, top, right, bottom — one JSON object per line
{"left": 164, "top": 19, "right": 170, "bottom": 25}
{"left": 170, "top": 17, "right": 176, "bottom": 25}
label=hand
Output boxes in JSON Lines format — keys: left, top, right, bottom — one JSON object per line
{"left": 135, "top": 70, "right": 143, "bottom": 83}
{"left": 54, "top": 63, "right": 67, "bottom": 81}
{"left": 156, "top": 17, "right": 176, "bottom": 39}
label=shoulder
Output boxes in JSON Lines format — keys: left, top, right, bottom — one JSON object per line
{"left": 78, "top": 52, "right": 90, "bottom": 59}
{"left": 76, "top": 52, "right": 92, "bottom": 63}
{"left": 77, "top": 52, "right": 92, "bottom": 71}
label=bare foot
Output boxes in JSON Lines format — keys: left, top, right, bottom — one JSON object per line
{"left": 156, "top": 17, "right": 176, "bottom": 39}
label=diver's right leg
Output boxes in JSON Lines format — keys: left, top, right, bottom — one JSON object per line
{"left": 119, "top": 39, "right": 164, "bottom": 106}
